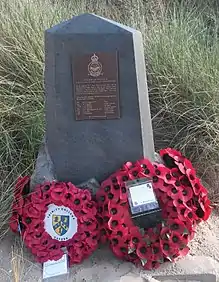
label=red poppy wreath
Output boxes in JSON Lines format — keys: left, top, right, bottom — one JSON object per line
{"left": 96, "top": 148, "right": 211, "bottom": 270}
{"left": 9, "top": 179, "right": 99, "bottom": 264}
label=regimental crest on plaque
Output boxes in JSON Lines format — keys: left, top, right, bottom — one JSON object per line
{"left": 44, "top": 204, "right": 78, "bottom": 241}
{"left": 88, "top": 53, "right": 103, "bottom": 77}
{"left": 52, "top": 215, "right": 69, "bottom": 236}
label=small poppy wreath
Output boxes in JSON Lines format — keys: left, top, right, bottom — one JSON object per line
{"left": 96, "top": 148, "right": 211, "bottom": 270}
{"left": 9, "top": 180, "right": 99, "bottom": 264}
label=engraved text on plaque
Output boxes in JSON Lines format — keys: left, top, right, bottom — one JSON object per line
{"left": 73, "top": 52, "right": 120, "bottom": 121}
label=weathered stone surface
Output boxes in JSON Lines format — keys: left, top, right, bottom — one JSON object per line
{"left": 116, "top": 274, "right": 161, "bottom": 282}
{"left": 119, "top": 274, "right": 146, "bottom": 282}
{"left": 77, "top": 177, "right": 100, "bottom": 196}
{"left": 30, "top": 137, "right": 56, "bottom": 191}
{"left": 141, "top": 255, "right": 219, "bottom": 282}
{"left": 155, "top": 274, "right": 216, "bottom": 282}
{"left": 44, "top": 13, "right": 155, "bottom": 185}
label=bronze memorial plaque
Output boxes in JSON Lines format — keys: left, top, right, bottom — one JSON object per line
{"left": 73, "top": 52, "right": 120, "bottom": 121}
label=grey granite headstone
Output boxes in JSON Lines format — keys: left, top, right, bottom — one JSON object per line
{"left": 33, "top": 13, "right": 155, "bottom": 187}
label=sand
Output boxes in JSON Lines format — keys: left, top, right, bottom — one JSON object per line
{"left": 1, "top": 212, "right": 219, "bottom": 282}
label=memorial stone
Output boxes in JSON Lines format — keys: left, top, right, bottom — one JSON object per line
{"left": 35, "top": 13, "right": 155, "bottom": 186}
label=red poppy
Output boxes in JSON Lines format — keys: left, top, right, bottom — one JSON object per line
{"left": 123, "top": 161, "right": 134, "bottom": 171}
{"left": 181, "top": 186, "right": 193, "bottom": 202}
{"left": 111, "top": 239, "right": 129, "bottom": 259}
{"left": 141, "top": 259, "right": 153, "bottom": 270}
{"left": 39, "top": 182, "right": 52, "bottom": 192}
{"left": 10, "top": 180, "right": 99, "bottom": 265}
{"left": 151, "top": 242, "right": 163, "bottom": 261}
{"left": 12, "top": 199, "right": 24, "bottom": 215}
{"left": 200, "top": 200, "right": 211, "bottom": 221}
{"left": 178, "top": 175, "right": 190, "bottom": 186}
{"left": 126, "top": 165, "right": 142, "bottom": 180}
{"left": 177, "top": 205, "right": 187, "bottom": 222}
{"left": 31, "top": 191, "right": 47, "bottom": 209}
{"left": 160, "top": 227, "right": 171, "bottom": 240}
{"left": 177, "top": 246, "right": 190, "bottom": 257}
{"left": 160, "top": 149, "right": 185, "bottom": 171}
{"left": 167, "top": 219, "right": 186, "bottom": 234}
{"left": 145, "top": 228, "right": 159, "bottom": 243}
{"left": 160, "top": 240, "right": 178, "bottom": 257}
{"left": 154, "top": 164, "right": 170, "bottom": 180}
{"left": 172, "top": 193, "right": 190, "bottom": 209}
{"left": 165, "top": 205, "right": 179, "bottom": 219}
{"left": 175, "top": 161, "right": 186, "bottom": 174}
{"left": 115, "top": 171, "right": 130, "bottom": 185}
{"left": 151, "top": 177, "right": 167, "bottom": 192}
{"left": 68, "top": 246, "right": 84, "bottom": 264}
{"left": 26, "top": 206, "right": 41, "bottom": 218}
{"left": 186, "top": 168, "right": 197, "bottom": 187}
{"left": 160, "top": 148, "right": 183, "bottom": 159}
{"left": 9, "top": 213, "right": 19, "bottom": 233}
{"left": 183, "top": 158, "right": 194, "bottom": 170}
{"left": 80, "top": 219, "right": 98, "bottom": 233}
{"left": 108, "top": 215, "right": 121, "bottom": 231}
{"left": 81, "top": 201, "right": 97, "bottom": 215}
{"left": 150, "top": 261, "right": 161, "bottom": 269}
{"left": 169, "top": 231, "right": 189, "bottom": 248}
{"left": 161, "top": 208, "right": 170, "bottom": 219}
{"left": 108, "top": 201, "right": 124, "bottom": 218}
{"left": 160, "top": 192, "right": 174, "bottom": 207}
{"left": 96, "top": 153, "right": 211, "bottom": 270}
{"left": 128, "top": 226, "right": 142, "bottom": 249}
{"left": 85, "top": 235, "right": 99, "bottom": 248}
{"left": 110, "top": 225, "right": 129, "bottom": 240}
{"left": 96, "top": 189, "right": 108, "bottom": 206}
{"left": 188, "top": 230, "right": 196, "bottom": 241}
{"left": 136, "top": 243, "right": 153, "bottom": 260}
{"left": 119, "top": 186, "right": 128, "bottom": 202}
{"left": 14, "top": 176, "right": 30, "bottom": 196}
{"left": 80, "top": 188, "right": 92, "bottom": 201}
{"left": 137, "top": 159, "right": 155, "bottom": 176}
{"left": 154, "top": 189, "right": 165, "bottom": 203}
{"left": 101, "top": 180, "right": 120, "bottom": 204}
{"left": 167, "top": 185, "right": 183, "bottom": 199}
{"left": 127, "top": 252, "right": 140, "bottom": 265}
{"left": 170, "top": 168, "right": 182, "bottom": 179}
{"left": 50, "top": 182, "right": 68, "bottom": 204}
{"left": 107, "top": 189, "right": 120, "bottom": 206}
{"left": 184, "top": 209, "right": 199, "bottom": 223}
{"left": 191, "top": 179, "right": 208, "bottom": 197}
{"left": 62, "top": 189, "right": 76, "bottom": 207}
{"left": 49, "top": 249, "right": 64, "bottom": 262}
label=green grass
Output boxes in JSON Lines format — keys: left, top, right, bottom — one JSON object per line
{"left": 0, "top": 0, "right": 218, "bottom": 234}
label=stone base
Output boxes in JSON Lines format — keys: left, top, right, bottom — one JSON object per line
{"left": 30, "top": 137, "right": 56, "bottom": 191}
{"left": 118, "top": 273, "right": 216, "bottom": 282}
{"left": 30, "top": 137, "right": 101, "bottom": 195}
{"left": 154, "top": 274, "right": 216, "bottom": 282}
{"left": 30, "top": 140, "right": 163, "bottom": 192}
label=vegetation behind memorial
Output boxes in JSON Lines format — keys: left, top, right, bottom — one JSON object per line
{"left": 0, "top": 0, "right": 218, "bottom": 234}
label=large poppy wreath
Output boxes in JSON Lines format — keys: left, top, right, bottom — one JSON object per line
{"left": 9, "top": 180, "right": 99, "bottom": 264}
{"left": 96, "top": 148, "right": 211, "bottom": 270}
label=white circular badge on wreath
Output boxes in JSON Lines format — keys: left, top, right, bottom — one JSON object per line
{"left": 44, "top": 204, "right": 78, "bottom": 241}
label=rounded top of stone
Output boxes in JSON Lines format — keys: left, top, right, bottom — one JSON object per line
{"left": 45, "top": 13, "right": 140, "bottom": 35}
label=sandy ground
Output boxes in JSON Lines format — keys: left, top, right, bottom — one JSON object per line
{"left": 1, "top": 212, "right": 219, "bottom": 282}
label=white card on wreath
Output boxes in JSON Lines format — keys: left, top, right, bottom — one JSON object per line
{"left": 43, "top": 254, "right": 68, "bottom": 280}
{"left": 129, "top": 181, "right": 156, "bottom": 207}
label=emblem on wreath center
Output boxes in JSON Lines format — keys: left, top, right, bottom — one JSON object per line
{"left": 52, "top": 214, "right": 69, "bottom": 236}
